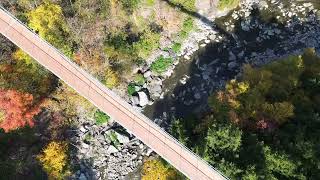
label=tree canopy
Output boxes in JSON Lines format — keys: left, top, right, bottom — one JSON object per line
{"left": 27, "top": 1, "right": 73, "bottom": 57}
{"left": 0, "top": 89, "right": 41, "bottom": 132}
{"left": 172, "top": 49, "right": 320, "bottom": 179}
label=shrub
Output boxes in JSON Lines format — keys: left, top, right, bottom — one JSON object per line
{"left": 171, "top": 0, "right": 196, "bottom": 11}
{"left": 182, "top": 17, "right": 194, "bottom": 32}
{"left": 150, "top": 56, "right": 173, "bottom": 74}
{"left": 145, "top": 0, "right": 155, "bottom": 6}
{"left": 133, "top": 29, "right": 160, "bottom": 59}
{"left": 13, "top": 49, "right": 34, "bottom": 65}
{"left": 178, "top": 17, "right": 194, "bottom": 40}
{"left": 172, "top": 43, "right": 182, "bottom": 53}
{"left": 134, "top": 74, "right": 146, "bottom": 85}
{"left": 104, "top": 67, "right": 120, "bottom": 88}
{"left": 37, "top": 141, "right": 70, "bottom": 180}
{"left": 94, "top": 110, "right": 110, "bottom": 125}
{"left": 120, "top": 0, "right": 140, "bottom": 14}
{"left": 104, "top": 31, "right": 137, "bottom": 62}
{"left": 163, "top": 47, "right": 170, "bottom": 52}
{"left": 217, "top": 0, "right": 240, "bottom": 10}
{"left": 127, "top": 83, "right": 136, "bottom": 96}
{"left": 142, "top": 159, "right": 182, "bottom": 180}
{"left": 104, "top": 27, "right": 160, "bottom": 70}
{"left": 106, "top": 131, "right": 120, "bottom": 147}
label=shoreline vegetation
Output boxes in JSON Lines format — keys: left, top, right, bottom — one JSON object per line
{"left": 171, "top": 49, "right": 320, "bottom": 179}
{"left": 0, "top": 0, "right": 319, "bottom": 179}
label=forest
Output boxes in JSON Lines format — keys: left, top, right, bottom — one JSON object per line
{"left": 0, "top": 0, "right": 319, "bottom": 179}
{"left": 0, "top": 0, "right": 197, "bottom": 179}
{"left": 172, "top": 49, "right": 320, "bottom": 179}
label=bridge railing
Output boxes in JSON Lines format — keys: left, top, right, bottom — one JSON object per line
{"left": 0, "top": 6, "right": 229, "bottom": 180}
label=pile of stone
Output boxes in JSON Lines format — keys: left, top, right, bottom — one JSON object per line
{"left": 69, "top": 116, "right": 152, "bottom": 180}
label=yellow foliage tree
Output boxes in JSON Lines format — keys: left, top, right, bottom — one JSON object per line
{"left": 142, "top": 159, "right": 180, "bottom": 180}
{"left": 0, "top": 109, "right": 5, "bottom": 123}
{"left": 27, "top": 1, "right": 73, "bottom": 57}
{"left": 13, "top": 49, "right": 34, "bottom": 65}
{"left": 37, "top": 141, "right": 70, "bottom": 180}
{"left": 225, "top": 80, "right": 249, "bottom": 109}
{"left": 105, "top": 67, "right": 120, "bottom": 88}
{"left": 261, "top": 102, "right": 294, "bottom": 124}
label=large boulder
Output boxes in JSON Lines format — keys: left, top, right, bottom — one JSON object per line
{"left": 115, "top": 132, "right": 130, "bottom": 144}
{"left": 131, "top": 96, "right": 139, "bottom": 106}
{"left": 143, "top": 70, "right": 152, "bottom": 78}
{"left": 137, "top": 91, "right": 149, "bottom": 106}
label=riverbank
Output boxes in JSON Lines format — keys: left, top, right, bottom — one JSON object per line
{"left": 71, "top": 0, "right": 320, "bottom": 179}
{"left": 143, "top": 0, "right": 320, "bottom": 128}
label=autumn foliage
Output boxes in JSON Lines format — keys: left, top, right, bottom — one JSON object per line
{"left": 37, "top": 141, "right": 70, "bottom": 179}
{"left": 142, "top": 159, "right": 180, "bottom": 180}
{"left": 0, "top": 89, "right": 41, "bottom": 132}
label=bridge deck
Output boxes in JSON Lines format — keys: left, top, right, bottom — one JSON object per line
{"left": 0, "top": 7, "right": 227, "bottom": 180}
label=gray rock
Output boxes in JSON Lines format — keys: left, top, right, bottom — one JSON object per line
{"left": 79, "top": 126, "right": 87, "bottom": 133}
{"left": 184, "top": 55, "right": 191, "bottom": 60}
{"left": 134, "top": 86, "right": 141, "bottom": 92}
{"left": 79, "top": 173, "right": 87, "bottom": 180}
{"left": 238, "top": 51, "right": 245, "bottom": 58}
{"left": 180, "top": 77, "right": 187, "bottom": 84}
{"left": 228, "top": 61, "right": 238, "bottom": 69}
{"left": 137, "top": 91, "right": 149, "bottom": 107}
{"left": 163, "top": 68, "right": 174, "bottom": 77}
{"left": 159, "top": 92, "right": 164, "bottom": 99}
{"left": 146, "top": 148, "right": 153, "bottom": 156}
{"left": 148, "top": 100, "right": 154, "bottom": 105}
{"left": 202, "top": 73, "right": 210, "bottom": 80}
{"left": 303, "top": 2, "right": 312, "bottom": 8}
{"left": 115, "top": 132, "right": 130, "bottom": 144}
{"left": 107, "top": 145, "right": 118, "bottom": 154}
{"left": 209, "top": 34, "right": 216, "bottom": 40}
{"left": 149, "top": 83, "right": 162, "bottom": 95}
{"left": 194, "top": 93, "right": 201, "bottom": 100}
{"left": 143, "top": 71, "right": 152, "bottom": 78}
{"left": 259, "top": 1, "right": 268, "bottom": 9}
{"left": 131, "top": 96, "right": 139, "bottom": 105}
{"left": 81, "top": 142, "right": 90, "bottom": 149}
{"left": 241, "top": 22, "right": 250, "bottom": 31}
{"left": 229, "top": 52, "right": 237, "bottom": 61}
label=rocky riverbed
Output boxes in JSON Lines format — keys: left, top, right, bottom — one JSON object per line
{"left": 69, "top": 113, "right": 154, "bottom": 180}
{"left": 70, "top": 0, "right": 320, "bottom": 179}
{"left": 143, "top": 0, "right": 320, "bottom": 127}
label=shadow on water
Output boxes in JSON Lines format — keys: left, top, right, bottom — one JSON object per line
{"left": 144, "top": 5, "right": 320, "bottom": 128}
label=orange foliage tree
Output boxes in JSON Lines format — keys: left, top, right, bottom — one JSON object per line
{"left": 0, "top": 89, "right": 41, "bottom": 132}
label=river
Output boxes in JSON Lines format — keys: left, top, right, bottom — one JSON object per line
{"left": 143, "top": 0, "right": 320, "bottom": 129}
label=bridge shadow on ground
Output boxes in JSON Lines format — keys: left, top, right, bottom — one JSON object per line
{"left": 0, "top": 109, "right": 80, "bottom": 180}
{"left": 145, "top": 6, "right": 320, "bottom": 128}
{"left": 160, "top": 0, "right": 231, "bottom": 38}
